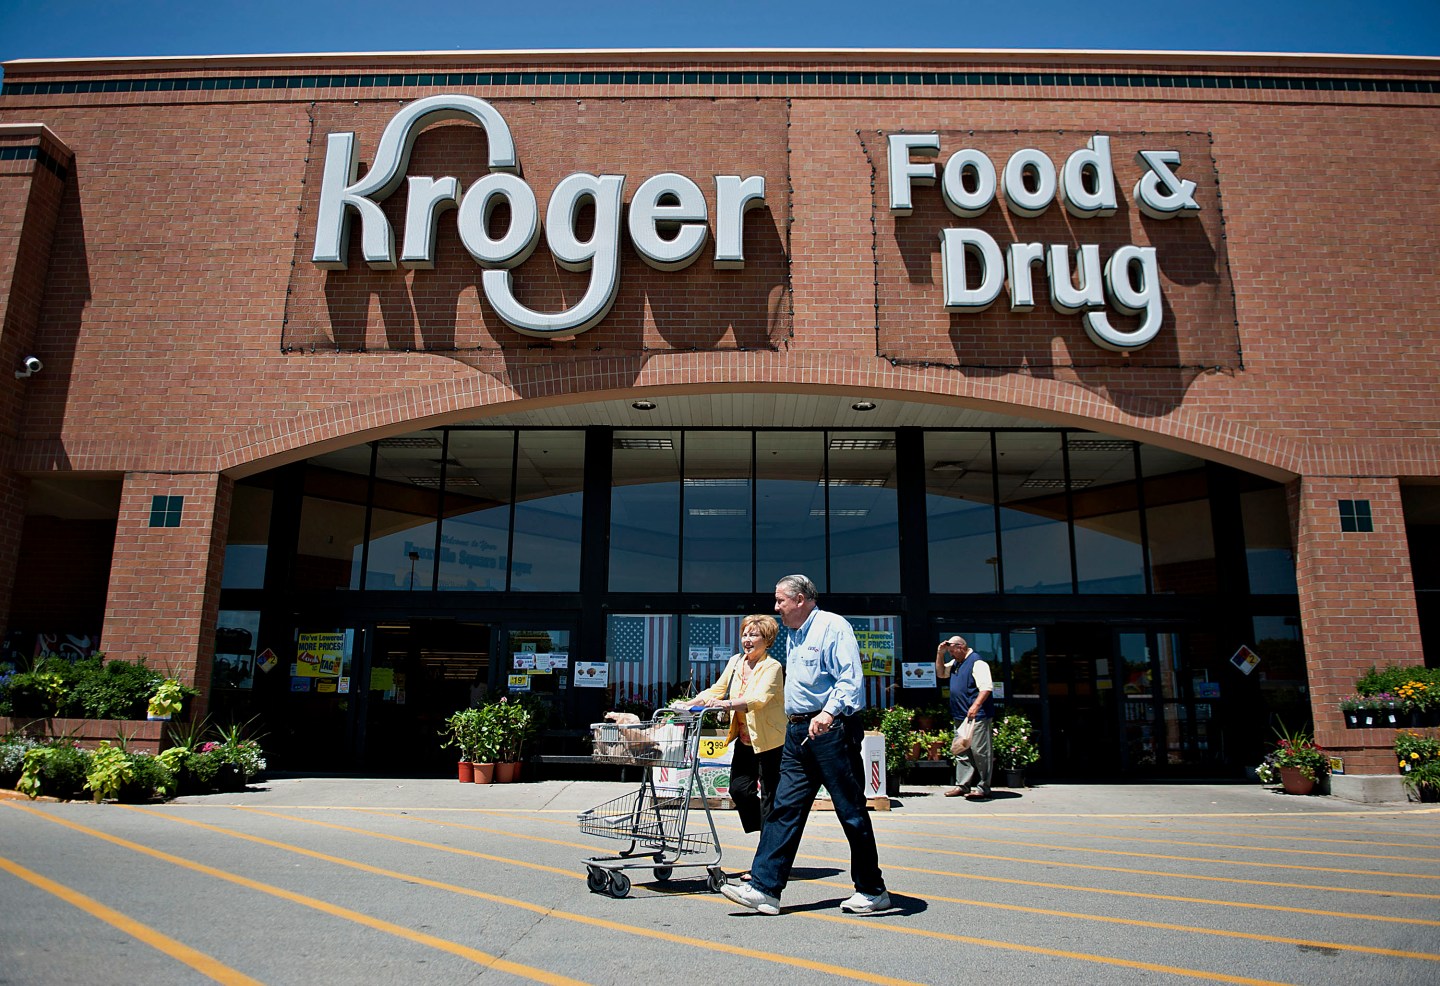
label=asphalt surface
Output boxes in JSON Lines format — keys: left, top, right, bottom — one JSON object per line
{"left": 2, "top": 775, "right": 1437, "bottom": 985}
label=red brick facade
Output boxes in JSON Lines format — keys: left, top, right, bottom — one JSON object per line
{"left": 1, "top": 50, "right": 1436, "bottom": 781}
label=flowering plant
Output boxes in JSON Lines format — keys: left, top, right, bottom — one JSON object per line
{"left": 1338, "top": 694, "right": 1374, "bottom": 712}
{"left": 1395, "top": 730, "right": 1440, "bottom": 797}
{"left": 1256, "top": 721, "right": 1328, "bottom": 783}
{"left": 994, "top": 711, "right": 1040, "bottom": 770}
{"left": 1396, "top": 680, "right": 1434, "bottom": 713}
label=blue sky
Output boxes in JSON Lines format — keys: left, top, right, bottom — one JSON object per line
{"left": 1, "top": 0, "right": 1437, "bottom": 66}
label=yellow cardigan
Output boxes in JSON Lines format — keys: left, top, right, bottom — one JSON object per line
{"left": 696, "top": 653, "right": 786, "bottom": 753}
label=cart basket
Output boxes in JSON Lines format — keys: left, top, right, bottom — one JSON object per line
{"left": 577, "top": 787, "right": 714, "bottom": 854}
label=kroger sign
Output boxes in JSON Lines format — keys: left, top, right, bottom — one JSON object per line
{"left": 311, "top": 94, "right": 768, "bottom": 338}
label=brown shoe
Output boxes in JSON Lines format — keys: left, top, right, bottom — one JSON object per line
{"left": 944, "top": 787, "right": 968, "bottom": 797}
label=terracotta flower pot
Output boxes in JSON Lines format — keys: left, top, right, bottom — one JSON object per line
{"left": 1278, "top": 766, "right": 1315, "bottom": 795}
{"left": 472, "top": 762, "right": 495, "bottom": 784}
{"left": 496, "top": 761, "right": 519, "bottom": 783}
{"left": 458, "top": 760, "right": 474, "bottom": 783}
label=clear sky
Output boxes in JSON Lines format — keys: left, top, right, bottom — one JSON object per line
{"left": 1, "top": 0, "right": 1437, "bottom": 68}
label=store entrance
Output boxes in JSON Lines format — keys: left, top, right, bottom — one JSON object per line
{"left": 362, "top": 620, "right": 491, "bottom": 774}
{"left": 1041, "top": 624, "right": 1120, "bottom": 777}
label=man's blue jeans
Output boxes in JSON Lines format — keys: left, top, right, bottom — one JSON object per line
{"left": 746, "top": 713, "right": 885, "bottom": 899}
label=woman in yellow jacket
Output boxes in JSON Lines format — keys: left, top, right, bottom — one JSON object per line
{"left": 693, "top": 614, "right": 786, "bottom": 833}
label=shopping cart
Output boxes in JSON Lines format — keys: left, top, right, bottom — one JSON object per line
{"left": 578, "top": 708, "right": 725, "bottom": 898}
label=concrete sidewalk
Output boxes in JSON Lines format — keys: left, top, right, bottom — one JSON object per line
{"left": 170, "top": 773, "right": 1430, "bottom": 815}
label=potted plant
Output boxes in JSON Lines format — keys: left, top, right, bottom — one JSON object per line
{"left": 1255, "top": 721, "right": 1328, "bottom": 795}
{"left": 493, "top": 698, "right": 530, "bottom": 782}
{"left": 994, "top": 711, "right": 1040, "bottom": 787}
{"left": 1397, "top": 680, "right": 1436, "bottom": 727}
{"left": 1338, "top": 694, "right": 1377, "bottom": 729}
{"left": 440, "top": 707, "right": 483, "bottom": 782}
{"left": 1395, "top": 730, "right": 1440, "bottom": 802}
{"left": 147, "top": 677, "right": 187, "bottom": 721}
{"left": 878, "top": 706, "right": 914, "bottom": 788}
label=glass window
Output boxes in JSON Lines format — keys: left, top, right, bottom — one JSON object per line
{"left": 511, "top": 431, "right": 584, "bottom": 591}
{"left": 148, "top": 495, "right": 183, "bottom": 528}
{"left": 1008, "top": 628, "right": 1041, "bottom": 699}
{"left": 610, "top": 431, "right": 680, "bottom": 592}
{"left": 756, "top": 432, "right": 827, "bottom": 591}
{"left": 362, "top": 436, "right": 443, "bottom": 590}
{"left": 827, "top": 433, "right": 900, "bottom": 593}
{"left": 1243, "top": 486, "right": 1298, "bottom": 593}
{"left": 996, "top": 432, "right": 1073, "bottom": 593}
{"left": 222, "top": 481, "right": 272, "bottom": 589}
{"left": 297, "top": 464, "right": 370, "bottom": 591}
{"left": 683, "top": 433, "right": 752, "bottom": 592}
{"left": 213, "top": 610, "right": 260, "bottom": 690}
{"left": 1139, "top": 449, "right": 1216, "bottom": 594}
{"left": 1069, "top": 435, "right": 1145, "bottom": 593}
{"left": 438, "top": 431, "right": 514, "bottom": 591}
{"left": 925, "top": 432, "right": 1000, "bottom": 593}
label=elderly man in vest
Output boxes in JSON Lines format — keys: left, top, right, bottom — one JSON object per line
{"left": 937, "top": 635, "right": 994, "bottom": 800}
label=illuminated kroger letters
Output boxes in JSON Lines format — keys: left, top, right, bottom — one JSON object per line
{"left": 888, "top": 133, "right": 1199, "bottom": 352}
{"left": 312, "top": 95, "right": 767, "bottom": 338}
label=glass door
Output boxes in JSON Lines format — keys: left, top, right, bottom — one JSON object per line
{"left": 361, "top": 620, "right": 492, "bottom": 774}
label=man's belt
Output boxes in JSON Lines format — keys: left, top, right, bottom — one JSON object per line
{"left": 788, "top": 710, "right": 822, "bottom": 723}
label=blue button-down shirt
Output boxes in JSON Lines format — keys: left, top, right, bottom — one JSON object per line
{"left": 781, "top": 607, "right": 864, "bottom": 718}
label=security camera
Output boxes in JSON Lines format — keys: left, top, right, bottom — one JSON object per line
{"left": 14, "top": 356, "right": 42, "bottom": 379}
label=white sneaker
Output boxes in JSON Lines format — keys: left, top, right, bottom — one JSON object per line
{"left": 839, "top": 890, "right": 892, "bottom": 914}
{"left": 720, "top": 881, "right": 781, "bottom": 915}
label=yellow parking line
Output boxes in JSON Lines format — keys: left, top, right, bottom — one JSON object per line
{"left": 805, "top": 877, "right": 1440, "bottom": 962}
{"left": 896, "top": 816, "right": 1440, "bottom": 862}
{"left": 131, "top": 806, "right": 923, "bottom": 986}
{"left": 409, "top": 802, "right": 1440, "bottom": 911}
{"left": 0, "top": 854, "right": 263, "bottom": 985}
{"left": 140, "top": 805, "right": 1298, "bottom": 984}
{"left": 3, "top": 803, "right": 586, "bottom": 986}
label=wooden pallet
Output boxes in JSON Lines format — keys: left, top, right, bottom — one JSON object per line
{"left": 814, "top": 796, "right": 891, "bottom": 812}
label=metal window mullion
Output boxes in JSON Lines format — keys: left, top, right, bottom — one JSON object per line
{"left": 750, "top": 431, "right": 758, "bottom": 595}
{"left": 358, "top": 442, "right": 377, "bottom": 589}
{"left": 430, "top": 431, "right": 448, "bottom": 591}
{"left": 823, "top": 431, "right": 831, "bottom": 591}
{"left": 505, "top": 430, "right": 519, "bottom": 591}
{"left": 1062, "top": 434, "right": 1078, "bottom": 593}
{"left": 989, "top": 433, "right": 1004, "bottom": 594}
{"left": 1133, "top": 443, "right": 1154, "bottom": 594}
{"left": 677, "top": 431, "right": 687, "bottom": 591}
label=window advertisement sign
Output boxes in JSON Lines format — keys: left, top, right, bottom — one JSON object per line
{"left": 297, "top": 631, "right": 346, "bottom": 678}
{"left": 574, "top": 662, "right": 608, "bottom": 688}
{"left": 902, "top": 662, "right": 937, "bottom": 688}
{"left": 856, "top": 629, "right": 895, "bottom": 677}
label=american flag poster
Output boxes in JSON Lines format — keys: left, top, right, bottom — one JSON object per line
{"left": 607, "top": 614, "right": 675, "bottom": 707}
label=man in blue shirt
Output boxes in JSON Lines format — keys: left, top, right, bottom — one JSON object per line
{"left": 720, "top": 574, "right": 890, "bottom": 916}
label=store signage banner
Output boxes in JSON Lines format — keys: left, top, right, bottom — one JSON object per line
{"left": 865, "top": 130, "right": 1239, "bottom": 370}
{"left": 287, "top": 96, "right": 792, "bottom": 356}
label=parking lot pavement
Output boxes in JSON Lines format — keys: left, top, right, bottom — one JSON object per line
{"left": 3, "top": 777, "right": 1437, "bottom": 985}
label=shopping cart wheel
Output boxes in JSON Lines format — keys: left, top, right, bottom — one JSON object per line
{"left": 586, "top": 865, "right": 607, "bottom": 894}
{"left": 607, "top": 870, "right": 631, "bottom": 898}
{"left": 652, "top": 865, "right": 673, "bottom": 882}
{"left": 707, "top": 867, "right": 727, "bottom": 893}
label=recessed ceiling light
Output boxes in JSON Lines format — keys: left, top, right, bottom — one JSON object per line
{"left": 851, "top": 400, "right": 877, "bottom": 412}
{"left": 631, "top": 400, "right": 657, "bottom": 411}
